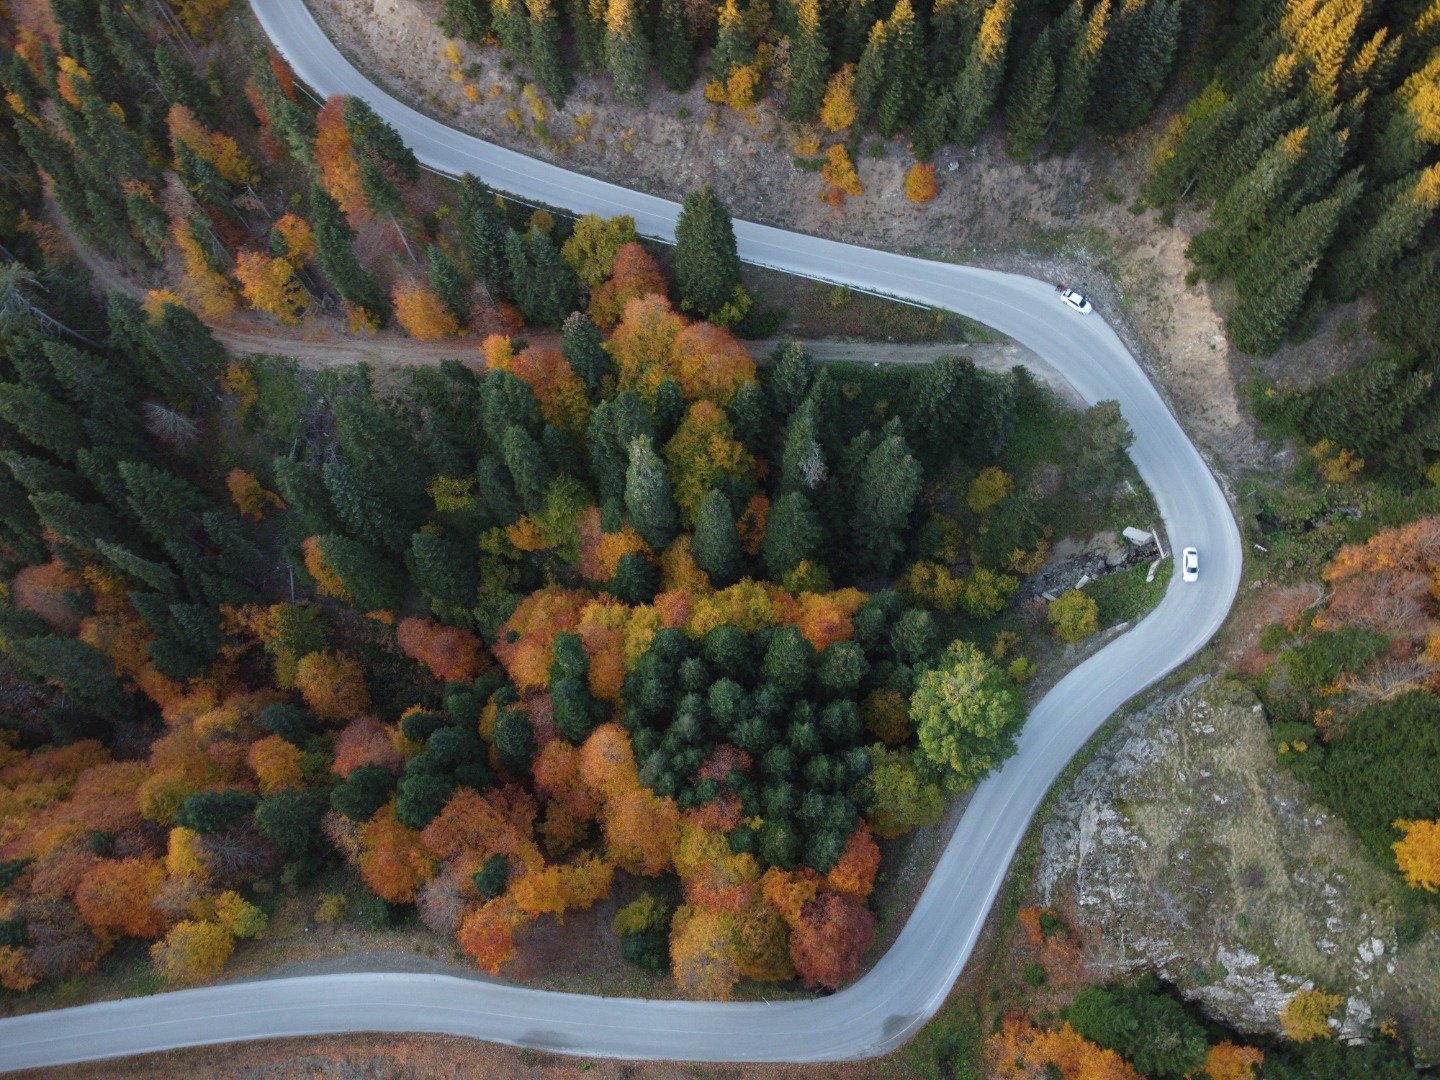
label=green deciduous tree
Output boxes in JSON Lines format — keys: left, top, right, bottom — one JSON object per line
{"left": 911, "top": 640, "right": 1025, "bottom": 789}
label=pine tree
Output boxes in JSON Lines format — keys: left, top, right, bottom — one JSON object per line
{"left": 1186, "top": 131, "right": 1303, "bottom": 280}
{"left": 566, "top": 0, "right": 609, "bottom": 73}
{"left": 154, "top": 43, "right": 216, "bottom": 122}
{"left": 786, "top": 0, "right": 832, "bottom": 123}
{"left": 492, "top": 0, "right": 533, "bottom": 60}
{"left": 852, "top": 19, "right": 888, "bottom": 132}
{"left": 762, "top": 491, "right": 821, "bottom": 579}
{"left": 674, "top": 184, "right": 742, "bottom": 317}
{"left": 708, "top": 0, "right": 756, "bottom": 88}
{"left": 1003, "top": 32, "right": 1058, "bottom": 161}
{"left": 1050, "top": 0, "right": 1110, "bottom": 154}
{"left": 8, "top": 635, "right": 132, "bottom": 719}
{"left": 310, "top": 184, "right": 389, "bottom": 322}
{"left": 1231, "top": 180, "right": 1357, "bottom": 353}
{"left": 606, "top": 0, "right": 652, "bottom": 104}
{"left": 561, "top": 312, "right": 612, "bottom": 400}
{"left": 501, "top": 425, "right": 554, "bottom": 512}
{"left": 587, "top": 391, "right": 655, "bottom": 503}
{"left": 625, "top": 436, "right": 679, "bottom": 549}
{"left": 527, "top": 0, "right": 571, "bottom": 105}
{"left": 409, "top": 530, "right": 478, "bottom": 610}
{"left": 1326, "top": 164, "right": 1440, "bottom": 298}
{"left": 874, "top": 0, "right": 923, "bottom": 137}
{"left": 654, "top": 0, "right": 696, "bottom": 91}
{"left": 854, "top": 433, "right": 921, "bottom": 573}
{"left": 318, "top": 533, "right": 406, "bottom": 611}
{"left": 693, "top": 488, "right": 744, "bottom": 586}
{"left": 440, "top": 0, "right": 491, "bottom": 41}
{"left": 460, "top": 175, "right": 512, "bottom": 295}
{"left": 117, "top": 461, "right": 208, "bottom": 545}
{"left": 837, "top": 0, "right": 880, "bottom": 63}
{"left": 427, "top": 244, "right": 471, "bottom": 327}
{"left": 1091, "top": 0, "right": 1181, "bottom": 134}
{"left": 950, "top": 0, "right": 1013, "bottom": 146}
{"left": 0, "top": 383, "right": 86, "bottom": 463}
{"left": 778, "top": 398, "right": 828, "bottom": 496}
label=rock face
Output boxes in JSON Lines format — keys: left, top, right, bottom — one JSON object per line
{"left": 1036, "top": 678, "right": 1440, "bottom": 1056}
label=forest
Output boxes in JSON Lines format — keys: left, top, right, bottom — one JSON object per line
{"left": 0, "top": 0, "right": 1152, "bottom": 1002}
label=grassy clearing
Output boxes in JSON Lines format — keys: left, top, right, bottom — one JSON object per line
{"left": 1086, "top": 558, "right": 1173, "bottom": 627}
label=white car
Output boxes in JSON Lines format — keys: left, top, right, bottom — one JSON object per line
{"left": 1059, "top": 288, "right": 1092, "bottom": 314}
{"left": 1181, "top": 547, "right": 1199, "bottom": 582}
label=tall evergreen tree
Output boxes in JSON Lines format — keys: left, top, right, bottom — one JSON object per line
{"left": 708, "top": 0, "right": 756, "bottom": 88}
{"left": 1050, "top": 0, "right": 1110, "bottom": 154}
{"left": 674, "top": 184, "right": 742, "bottom": 317}
{"left": 692, "top": 488, "right": 744, "bottom": 586}
{"left": 853, "top": 432, "right": 921, "bottom": 573}
{"left": 1092, "top": 0, "right": 1182, "bottom": 133}
{"left": 950, "top": 0, "right": 1013, "bottom": 146}
{"left": 606, "top": 0, "right": 652, "bottom": 104}
{"left": 310, "top": 184, "right": 389, "bottom": 322}
{"left": 561, "top": 311, "right": 612, "bottom": 400}
{"left": 500, "top": 425, "right": 555, "bottom": 513}
{"left": 427, "top": 244, "right": 471, "bottom": 327}
{"left": 761, "top": 491, "right": 821, "bottom": 579}
{"left": 440, "top": 0, "right": 491, "bottom": 41}
{"left": 526, "top": 0, "right": 571, "bottom": 105}
{"left": 460, "top": 175, "right": 511, "bottom": 295}
{"left": 624, "top": 436, "right": 679, "bottom": 549}
{"left": 654, "top": 0, "right": 697, "bottom": 91}
{"left": 1004, "top": 31, "right": 1058, "bottom": 161}
{"left": 786, "top": 0, "right": 832, "bottom": 123}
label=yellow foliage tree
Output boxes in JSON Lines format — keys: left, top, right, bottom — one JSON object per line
{"left": 1393, "top": 818, "right": 1440, "bottom": 892}
{"left": 821, "top": 144, "right": 863, "bottom": 197}
{"left": 904, "top": 162, "right": 938, "bottom": 203}
{"left": 234, "top": 250, "right": 307, "bottom": 325}
{"left": 393, "top": 280, "right": 460, "bottom": 341}
{"left": 1048, "top": 589, "right": 1099, "bottom": 643}
{"left": 150, "top": 920, "right": 235, "bottom": 985}
{"left": 820, "top": 64, "right": 858, "bottom": 132}
{"left": 1280, "top": 988, "right": 1342, "bottom": 1042}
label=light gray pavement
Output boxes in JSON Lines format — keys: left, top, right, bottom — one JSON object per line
{"left": 0, "top": 2, "right": 1242, "bottom": 1070}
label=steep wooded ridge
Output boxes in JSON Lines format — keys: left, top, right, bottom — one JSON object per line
{"left": 0, "top": 0, "right": 1241, "bottom": 1070}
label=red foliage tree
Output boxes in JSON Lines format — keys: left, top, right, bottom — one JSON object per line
{"left": 788, "top": 889, "right": 875, "bottom": 990}
{"left": 457, "top": 897, "right": 522, "bottom": 973}
{"left": 332, "top": 716, "right": 404, "bottom": 778}
{"left": 395, "top": 617, "right": 487, "bottom": 683}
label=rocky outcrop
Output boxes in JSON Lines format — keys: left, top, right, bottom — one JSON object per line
{"left": 1037, "top": 678, "right": 1440, "bottom": 1056}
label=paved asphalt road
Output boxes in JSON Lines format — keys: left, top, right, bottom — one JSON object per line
{"left": 0, "top": 3, "right": 1243, "bottom": 1071}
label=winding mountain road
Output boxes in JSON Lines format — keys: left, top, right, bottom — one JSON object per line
{"left": 0, "top": 3, "right": 1243, "bottom": 1071}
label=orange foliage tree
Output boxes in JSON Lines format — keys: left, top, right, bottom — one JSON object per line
{"left": 226, "top": 468, "right": 284, "bottom": 520}
{"left": 1203, "top": 1042, "right": 1264, "bottom": 1080}
{"left": 904, "top": 162, "right": 938, "bottom": 203}
{"left": 271, "top": 213, "right": 315, "bottom": 263}
{"left": 358, "top": 804, "right": 438, "bottom": 903}
{"left": 669, "top": 322, "right": 755, "bottom": 406}
{"left": 824, "top": 825, "right": 880, "bottom": 898}
{"left": 419, "top": 786, "right": 543, "bottom": 869}
{"left": 457, "top": 897, "right": 523, "bottom": 973}
{"left": 393, "top": 280, "right": 460, "bottom": 340}
{"left": 314, "top": 95, "right": 366, "bottom": 219}
{"left": 606, "top": 294, "right": 687, "bottom": 404}
{"left": 664, "top": 401, "right": 755, "bottom": 525}
{"left": 511, "top": 857, "right": 614, "bottom": 921}
{"left": 73, "top": 856, "right": 167, "bottom": 939}
{"left": 603, "top": 787, "right": 680, "bottom": 876}
{"left": 986, "top": 1016, "right": 1143, "bottom": 1080}
{"left": 294, "top": 650, "right": 371, "bottom": 723}
{"left": 488, "top": 341, "right": 591, "bottom": 435}
{"left": 149, "top": 920, "right": 235, "bottom": 986}
{"left": 301, "top": 535, "right": 349, "bottom": 600}
{"left": 589, "top": 242, "right": 668, "bottom": 327}
{"left": 492, "top": 589, "right": 587, "bottom": 691}
{"left": 11, "top": 560, "right": 83, "bottom": 632}
{"left": 395, "top": 617, "right": 487, "bottom": 682}
{"left": 167, "top": 103, "right": 255, "bottom": 186}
